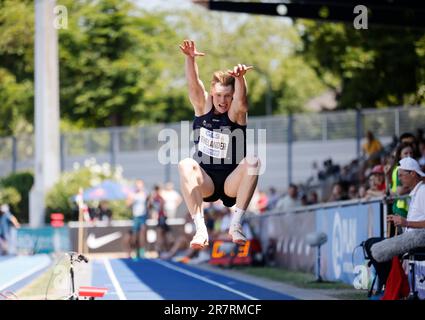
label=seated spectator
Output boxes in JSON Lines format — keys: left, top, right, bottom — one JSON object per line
{"left": 367, "top": 158, "right": 425, "bottom": 295}
{"left": 275, "top": 184, "right": 300, "bottom": 212}
{"left": 300, "top": 194, "right": 309, "bottom": 206}
{"left": 160, "top": 212, "right": 196, "bottom": 260}
{"left": 96, "top": 201, "right": 113, "bottom": 222}
{"left": 362, "top": 131, "right": 383, "bottom": 165}
{"left": 400, "top": 132, "right": 417, "bottom": 146}
{"left": 266, "top": 187, "right": 280, "bottom": 211}
{"left": 365, "top": 165, "right": 386, "bottom": 198}
{"left": 308, "top": 191, "right": 319, "bottom": 205}
{"left": 328, "top": 182, "right": 348, "bottom": 202}
{"left": 257, "top": 190, "right": 269, "bottom": 213}
{"left": 358, "top": 184, "right": 367, "bottom": 198}
{"left": 318, "top": 158, "right": 340, "bottom": 181}
{"left": 399, "top": 132, "right": 420, "bottom": 158}
{"left": 348, "top": 184, "right": 358, "bottom": 200}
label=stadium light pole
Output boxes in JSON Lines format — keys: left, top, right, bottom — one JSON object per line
{"left": 29, "top": 0, "right": 61, "bottom": 227}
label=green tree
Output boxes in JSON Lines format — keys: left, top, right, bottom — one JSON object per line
{"left": 298, "top": 20, "right": 425, "bottom": 109}
{"left": 166, "top": 7, "right": 326, "bottom": 115}
{"left": 58, "top": 0, "right": 185, "bottom": 127}
{"left": 0, "top": 0, "right": 34, "bottom": 136}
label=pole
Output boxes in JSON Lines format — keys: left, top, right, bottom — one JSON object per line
{"left": 76, "top": 188, "right": 84, "bottom": 255}
{"left": 287, "top": 113, "right": 293, "bottom": 186}
{"left": 356, "top": 108, "right": 362, "bottom": 159}
{"left": 30, "top": 0, "right": 61, "bottom": 227}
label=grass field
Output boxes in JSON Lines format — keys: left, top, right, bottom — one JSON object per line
{"left": 233, "top": 266, "right": 369, "bottom": 300}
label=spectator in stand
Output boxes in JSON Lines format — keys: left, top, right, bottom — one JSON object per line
{"left": 400, "top": 132, "right": 417, "bottom": 145}
{"left": 275, "top": 184, "right": 300, "bottom": 211}
{"left": 418, "top": 140, "right": 425, "bottom": 172}
{"left": 362, "top": 131, "right": 383, "bottom": 166}
{"left": 0, "top": 204, "right": 20, "bottom": 255}
{"left": 348, "top": 184, "right": 358, "bottom": 200}
{"left": 126, "top": 179, "right": 148, "bottom": 258}
{"left": 161, "top": 182, "right": 183, "bottom": 219}
{"left": 300, "top": 193, "right": 309, "bottom": 206}
{"left": 257, "top": 190, "right": 269, "bottom": 213}
{"left": 266, "top": 187, "right": 280, "bottom": 211}
{"left": 365, "top": 165, "right": 386, "bottom": 198}
{"left": 358, "top": 184, "right": 367, "bottom": 198}
{"left": 385, "top": 143, "right": 415, "bottom": 217}
{"left": 148, "top": 185, "right": 169, "bottom": 255}
{"left": 308, "top": 191, "right": 319, "bottom": 205}
{"left": 308, "top": 161, "right": 320, "bottom": 185}
{"left": 96, "top": 200, "right": 113, "bottom": 222}
{"left": 399, "top": 132, "right": 420, "bottom": 158}
{"left": 328, "top": 182, "right": 348, "bottom": 202}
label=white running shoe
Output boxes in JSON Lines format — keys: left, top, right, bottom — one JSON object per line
{"left": 229, "top": 224, "right": 247, "bottom": 245}
{"left": 190, "top": 229, "right": 209, "bottom": 249}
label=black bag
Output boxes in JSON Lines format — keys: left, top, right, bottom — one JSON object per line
{"left": 363, "top": 237, "right": 393, "bottom": 297}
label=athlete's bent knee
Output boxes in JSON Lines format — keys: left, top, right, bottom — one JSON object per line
{"left": 245, "top": 156, "right": 260, "bottom": 168}
{"left": 244, "top": 156, "right": 261, "bottom": 175}
{"left": 178, "top": 158, "right": 199, "bottom": 175}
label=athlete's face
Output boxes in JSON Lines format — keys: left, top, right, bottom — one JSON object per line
{"left": 211, "top": 83, "right": 234, "bottom": 113}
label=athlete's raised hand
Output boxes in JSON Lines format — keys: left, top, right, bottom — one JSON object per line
{"left": 179, "top": 40, "right": 205, "bottom": 58}
{"left": 227, "top": 64, "right": 254, "bottom": 78}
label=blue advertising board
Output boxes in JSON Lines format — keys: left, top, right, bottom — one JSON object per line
{"left": 316, "top": 201, "right": 381, "bottom": 284}
{"left": 16, "top": 226, "right": 70, "bottom": 254}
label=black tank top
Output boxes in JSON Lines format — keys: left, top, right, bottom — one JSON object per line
{"left": 192, "top": 105, "right": 247, "bottom": 171}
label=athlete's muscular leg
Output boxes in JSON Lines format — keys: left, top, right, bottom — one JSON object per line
{"left": 178, "top": 158, "right": 214, "bottom": 248}
{"left": 178, "top": 158, "right": 214, "bottom": 216}
{"left": 223, "top": 156, "right": 261, "bottom": 244}
{"left": 224, "top": 156, "right": 260, "bottom": 209}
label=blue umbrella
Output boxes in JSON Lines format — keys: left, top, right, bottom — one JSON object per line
{"left": 79, "top": 180, "right": 133, "bottom": 201}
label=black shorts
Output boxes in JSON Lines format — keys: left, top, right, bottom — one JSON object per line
{"left": 157, "top": 216, "right": 170, "bottom": 232}
{"left": 201, "top": 166, "right": 237, "bottom": 207}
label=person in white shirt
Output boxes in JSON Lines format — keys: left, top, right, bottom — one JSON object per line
{"left": 275, "top": 184, "right": 301, "bottom": 212}
{"left": 126, "top": 179, "right": 148, "bottom": 258}
{"left": 161, "top": 182, "right": 183, "bottom": 219}
{"left": 387, "top": 157, "right": 425, "bottom": 231}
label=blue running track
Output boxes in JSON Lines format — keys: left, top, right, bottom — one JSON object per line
{"left": 91, "top": 258, "right": 296, "bottom": 300}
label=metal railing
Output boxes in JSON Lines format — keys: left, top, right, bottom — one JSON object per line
{"left": 0, "top": 105, "right": 424, "bottom": 176}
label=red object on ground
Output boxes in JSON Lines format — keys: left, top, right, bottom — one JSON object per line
{"left": 50, "top": 213, "right": 64, "bottom": 228}
{"left": 381, "top": 256, "right": 410, "bottom": 300}
{"left": 78, "top": 286, "right": 108, "bottom": 298}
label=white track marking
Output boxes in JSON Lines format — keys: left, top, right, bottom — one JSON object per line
{"left": 153, "top": 260, "right": 258, "bottom": 300}
{"left": 103, "top": 259, "right": 126, "bottom": 300}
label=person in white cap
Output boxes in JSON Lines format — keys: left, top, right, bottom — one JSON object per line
{"left": 387, "top": 157, "right": 425, "bottom": 231}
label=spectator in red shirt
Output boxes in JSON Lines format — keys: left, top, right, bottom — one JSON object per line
{"left": 366, "top": 165, "right": 386, "bottom": 198}
{"left": 257, "top": 191, "right": 269, "bottom": 213}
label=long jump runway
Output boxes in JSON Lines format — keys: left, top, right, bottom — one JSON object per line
{"left": 91, "top": 258, "right": 296, "bottom": 300}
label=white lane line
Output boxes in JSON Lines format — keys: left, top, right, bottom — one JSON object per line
{"left": 0, "top": 257, "right": 51, "bottom": 291}
{"left": 103, "top": 259, "right": 127, "bottom": 300}
{"left": 153, "top": 260, "right": 258, "bottom": 300}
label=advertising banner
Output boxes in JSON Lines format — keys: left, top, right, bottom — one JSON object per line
{"left": 316, "top": 201, "right": 381, "bottom": 284}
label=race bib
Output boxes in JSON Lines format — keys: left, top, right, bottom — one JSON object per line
{"left": 198, "top": 127, "right": 229, "bottom": 159}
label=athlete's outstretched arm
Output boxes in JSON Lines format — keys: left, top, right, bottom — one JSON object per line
{"left": 179, "top": 40, "right": 208, "bottom": 115}
{"left": 228, "top": 64, "right": 253, "bottom": 115}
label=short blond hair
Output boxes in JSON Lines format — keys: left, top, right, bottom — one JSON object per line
{"left": 210, "top": 71, "right": 235, "bottom": 91}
